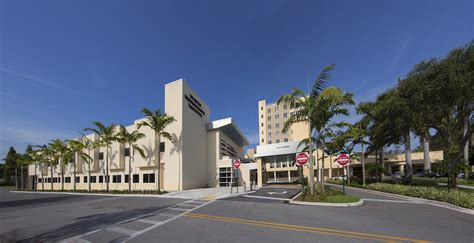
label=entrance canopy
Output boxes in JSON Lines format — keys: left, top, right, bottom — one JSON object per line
{"left": 254, "top": 140, "right": 302, "bottom": 158}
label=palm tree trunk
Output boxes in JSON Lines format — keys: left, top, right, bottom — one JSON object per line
{"left": 61, "top": 160, "right": 64, "bottom": 191}
{"left": 404, "top": 132, "right": 412, "bottom": 183}
{"left": 422, "top": 135, "right": 431, "bottom": 173}
{"left": 362, "top": 142, "right": 366, "bottom": 186}
{"left": 34, "top": 162, "right": 37, "bottom": 191}
{"left": 73, "top": 159, "right": 76, "bottom": 191}
{"left": 129, "top": 143, "right": 132, "bottom": 192}
{"left": 41, "top": 164, "right": 44, "bottom": 191}
{"left": 106, "top": 148, "right": 109, "bottom": 192}
{"left": 15, "top": 168, "right": 18, "bottom": 191}
{"left": 463, "top": 116, "right": 469, "bottom": 180}
{"left": 321, "top": 147, "right": 325, "bottom": 192}
{"left": 88, "top": 162, "right": 91, "bottom": 191}
{"left": 50, "top": 165, "right": 53, "bottom": 190}
{"left": 156, "top": 132, "right": 161, "bottom": 193}
{"left": 20, "top": 165, "right": 24, "bottom": 190}
{"left": 308, "top": 126, "right": 314, "bottom": 195}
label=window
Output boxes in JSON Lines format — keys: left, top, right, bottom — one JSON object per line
{"left": 124, "top": 148, "right": 130, "bottom": 157}
{"left": 275, "top": 114, "right": 279, "bottom": 119}
{"left": 267, "top": 116, "right": 271, "bottom": 121}
{"left": 275, "top": 107, "right": 279, "bottom": 112}
{"left": 261, "top": 123, "right": 263, "bottom": 127}
{"left": 276, "top": 139, "right": 280, "bottom": 143}
{"left": 276, "top": 131, "right": 280, "bottom": 136}
{"left": 113, "top": 175, "right": 121, "bottom": 183}
{"left": 90, "top": 176, "right": 97, "bottom": 183}
{"left": 275, "top": 123, "right": 280, "bottom": 129}
{"left": 99, "top": 175, "right": 104, "bottom": 183}
{"left": 267, "top": 125, "right": 271, "bottom": 129}
{"left": 267, "top": 108, "right": 271, "bottom": 113}
{"left": 84, "top": 176, "right": 87, "bottom": 183}
{"left": 143, "top": 173, "right": 155, "bottom": 183}
{"left": 75, "top": 176, "right": 80, "bottom": 183}
{"left": 125, "top": 174, "right": 129, "bottom": 183}
{"left": 284, "top": 138, "right": 288, "bottom": 142}
{"left": 133, "top": 174, "right": 139, "bottom": 183}
{"left": 261, "top": 107, "right": 263, "bottom": 111}
{"left": 99, "top": 152, "right": 104, "bottom": 160}
{"left": 260, "top": 115, "right": 263, "bottom": 118}
{"left": 268, "top": 140, "right": 272, "bottom": 144}
{"left": 261, "top": 131, "right": 264, "bottom": 134}
{"left": 261, "top": 139, "right": 264, "bottom": 143}
{"left": 160, "top": 142, "right": 165, "bottom": 152}
{"left": 267, "top": 132, "right": 272, "bottom": 137}
{"left": 53, "top": 177, "right": 58, "bottom": 183}
{"left": 283, "top": 113, "right": 288, "bottom": 118}
{"left": 38, "top": 178, "right": 42, "bottom": 183}
{"left": 283, "top": 104, "right": 287, "bottom": 109}
{"left": 65, "top": 177, "right": 71, "bottom": 183}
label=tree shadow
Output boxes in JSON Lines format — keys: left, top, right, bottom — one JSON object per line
{"left": 17, "top": 204, "right": 174, "bottom": 242}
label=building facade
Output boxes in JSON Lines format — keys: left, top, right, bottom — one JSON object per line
{"left": 28, "top": 79, "right": 249, "bottom": 191}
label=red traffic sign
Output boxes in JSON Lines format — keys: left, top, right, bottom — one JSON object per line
{"left": 337, "top": 154, "right": 350, "bottom": 166}
{"left": 234, "top": 159, "right": 241, "bottom": 169}
{"left": 295, "top": 152, "right": 309, "bottom": 166}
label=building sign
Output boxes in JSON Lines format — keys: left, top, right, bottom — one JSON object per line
{"left": 185, "top": 94, "right": 205, "bottom": 117}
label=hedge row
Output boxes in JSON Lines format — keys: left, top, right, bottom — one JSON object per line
{"left": 366, "top": 183, "right": 474, "bottom": 209}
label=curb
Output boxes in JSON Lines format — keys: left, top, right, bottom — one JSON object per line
{"left": 10, "top": 190, "right": 189, "bottom": 199}
{"left": 326, "top": 183, "right": 474, "bottom": 215}
{"left": 288, "top": 191, "right": 364, "bottom": 207}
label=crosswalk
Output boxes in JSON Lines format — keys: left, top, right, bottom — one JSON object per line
{"left": 61, "top": 199, "right": 213, "bottom": 243}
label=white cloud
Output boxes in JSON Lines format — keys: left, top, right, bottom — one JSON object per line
{"left": 0, "top": 66, "right": 84, "bottom": 96}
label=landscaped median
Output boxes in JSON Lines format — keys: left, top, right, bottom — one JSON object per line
{"left": 290, "top": 187, "right": 363, "bottom": 207}
{"left": 327, "top": 179, "right": 474, "bottom": 209}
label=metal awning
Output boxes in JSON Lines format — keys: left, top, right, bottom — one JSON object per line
{"left": 206, "top": 118, "right": 249, "bottom": 147}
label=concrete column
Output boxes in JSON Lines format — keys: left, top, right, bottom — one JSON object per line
{"left": 288, "top": 170, "right": 291, "bottom": 182}
{"left": 387, "top": 164, "right": 392, "bottom": 175}
{"left": 399, "top": 164, "right": 405, "bottom": 176}
{"left": 329, "top": 155, "right": 333, "bottom": 179}
{"left": 274, "top": 171, "right": 277, "bottom": 182}
{"left": 257, "top": 158, "right": 263, "bottom": 187}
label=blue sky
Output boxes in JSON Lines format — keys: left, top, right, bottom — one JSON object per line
{"left": 0, "top": 0, "right": 473, "bottom": 158}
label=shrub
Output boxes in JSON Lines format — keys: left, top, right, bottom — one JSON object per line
{"left": 366, "top": 183, "right": 474, "bottom": 209}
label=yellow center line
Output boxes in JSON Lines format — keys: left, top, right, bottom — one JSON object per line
{"left": 185, "top": 213, "right": 430, "bottom": 243}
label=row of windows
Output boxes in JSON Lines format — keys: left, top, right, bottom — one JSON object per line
{"left": 37, "top": 174, "right": 156, "bottom": 184}
{"left": 267, "top": 138, "right": 288, "bottom": 144}
{"left": 267, "top": 113, "right": 288, "bottom": 121}
{"left": 96, "top": 143, "right": 165, "bottom": 160}
{"left": 265, "top": 104, "right": 288, "bottom": 114}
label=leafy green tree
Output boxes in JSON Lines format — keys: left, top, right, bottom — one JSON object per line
{"left": 17, "top": 145, "right": 35, "bottom": 190}
{"left": 49, "top": 139, "right": 68, "bottom": 191}
{"left": 79, "top": 134, "right": 100, "bottom": 191}
{"left": 116, "top": 125, "right": 146, "bottom": 192}
{"left": 65, "top": 140, "right": 92, "bottom": 191}
{"left": 137, "top": 108, "right": 176, "bottom": 192}
{"left": 2, "top": 147, "right": 18, "bottom": 186}
{"left": 278, "top": 64, "right": 353, "bottom": 194}
{"left": 84, "top": 122, "right": 118, "bottom": 192}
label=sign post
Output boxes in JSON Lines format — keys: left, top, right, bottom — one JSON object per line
{"left": 295, "top": 152, "right": 309, "bottom": 193}
{"left": 234, "top": 159, "right": 240, "bottom": 193}
{"left": 336, "top": 154, "right": 350, "bottom": 194}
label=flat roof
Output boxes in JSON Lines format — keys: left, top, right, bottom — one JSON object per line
{"left": 206, "top": 118, "right": 249, "bottom": 147}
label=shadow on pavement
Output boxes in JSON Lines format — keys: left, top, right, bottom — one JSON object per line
{"left": 0, "top": 195, "right": 83, "bottom": 209}
{"left": 13, "top": 205, "right": 173, "bottom": 242}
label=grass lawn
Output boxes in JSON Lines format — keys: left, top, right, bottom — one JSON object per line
{"left": 296, "top": 187, "right": 360, "bottom": 203}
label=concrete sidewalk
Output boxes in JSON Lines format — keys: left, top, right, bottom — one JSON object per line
{"left": 161, "top": 186, "right": 253, "bottom": 200}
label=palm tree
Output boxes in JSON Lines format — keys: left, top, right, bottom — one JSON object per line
{"left": 137, "top": 108, "right": 176, "bottom": 193}
{"left": 65, "top": 140, "right": 92, "bottom": 191}
{"left": 49, "top": 139, "right": 68, "bottom": 191}
{"left": 84, "top": 122, "right": 118, "bottom": 192}
{"left": 278, "top": 64, "right": 353, "bottom": 194}
{"left": 34, "top": 145, "right": 50, "bottom": 191}
{"left": 116, "top": 125, "right": 146, "bottom": 192}
{"left": 79, "top": 133, "right": 100, "bottom": 191}
{"left": 17, "top": 145, "right": 35, "bottom": 190}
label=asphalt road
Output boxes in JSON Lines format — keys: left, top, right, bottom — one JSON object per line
{"left": 0, "top": 186, "right": 473, "bottom": 242}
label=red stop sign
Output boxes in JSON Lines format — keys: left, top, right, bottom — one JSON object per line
{"left": 337, "top": 154, "right": 350, "bottom": 166}
{"left": 295, "top": 152, "right": 309, "bottom": 166}
{"left": 234, "top": 159, "right": 241, "bottom": 169}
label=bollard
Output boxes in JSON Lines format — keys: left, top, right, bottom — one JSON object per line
{"left": 243, "top": 181, "right": 246, "bottom": 192}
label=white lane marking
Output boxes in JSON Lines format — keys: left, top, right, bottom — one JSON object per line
{"left": 243, "top": 195, "right": 291, "bottom": 201}
{"left": 137, "top": 219, "right": 160, "bottom": 224}
{"left": 124, "top": 200, "right": 214, "bottom": 242}
{"left": 62, "top": 199, "right": 194, "bottom": 242}
{"left": 267, "top": 191, "right": 287, "bottom": 195}
{"left": 107, "top": 227, "right": 137, "bottom": 235}
{"left": 168, "top": 207, "right": 189, "bottom": 211}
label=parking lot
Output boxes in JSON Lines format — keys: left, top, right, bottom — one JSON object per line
{"left": 0, "top": 186, "right": 473, "bottom": 242}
